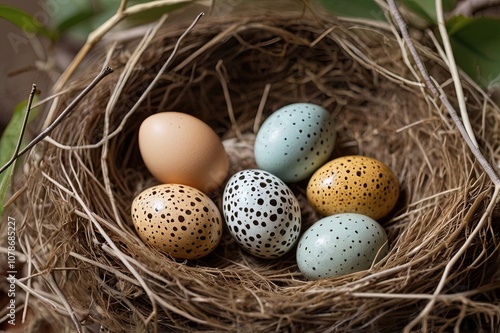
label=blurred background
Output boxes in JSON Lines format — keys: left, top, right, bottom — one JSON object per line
{"left": 1, "top": 0, "right": 500, "bottom": 136}
{"left": 0, "top": 0, "right": 50, "bottom": 134}
{"left": 0, "top": 0, "right": 294, "bottom": 135}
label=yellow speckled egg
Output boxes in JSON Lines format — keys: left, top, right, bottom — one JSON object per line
{"left": 131, "top": 184, "right": 223, "bottom": 260}
{"left": 306, "top": 155, "right": 399, "bottom": 220}
{"left": 139, "top": 112, "right": 229, "bottom": 193}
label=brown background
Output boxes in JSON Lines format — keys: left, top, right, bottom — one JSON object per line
{"left": 0, "top": 0, "right": 52, "bottom": 136}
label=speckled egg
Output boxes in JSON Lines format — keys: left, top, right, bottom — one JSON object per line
{"left": 222, "top": 169, "right": 302, "bottom": 258}
{"left": 306, "top": 155, "right": 399, "bottom": 220}
{"left": 131, "top": 184, "right": 223, "bottom": 260}
{"left": 296, "top": 213, "right": 389, "bottom": 279}
{"left": 254, "top": 103, "right": 336, "bottom": 182}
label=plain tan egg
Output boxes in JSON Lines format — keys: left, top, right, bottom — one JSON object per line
{"left": 139, "top": 112, "right": 229, "bottom": 193}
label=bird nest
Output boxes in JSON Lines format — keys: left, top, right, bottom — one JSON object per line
{"left": 4, "top": 5, "right": 500, "bottom": 333}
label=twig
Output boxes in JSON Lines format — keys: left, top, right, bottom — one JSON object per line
{"left": 436, "top": 0, "right": 478, "bottom": 147}
{"left": 43, "top": 0, "right": 199, "bottom": 129}
{"left": 118, "top": 0, "right": 128, "bottom": 14}
{"left": 0, "top": 85, "right": 36, "bottom": 173}
{"left": 386, "top": 0, "right": 500, "bottom": 330}
{"left": 451, "top": 0, "right": 500, "bottom": 16}
{"left": 386, "top": 0, "right": 500, "bottom": 186}
{"left": 55, "top": 0, "right": 195, "bottom": 90}
{"left": 0, "top": 67, "right": 113, "bottom": 175}
{"left": 46, "top": 11, "right": 205, "bottom": 152}
{"left": 387, "top": 1, "right": 439, "bottom": 95}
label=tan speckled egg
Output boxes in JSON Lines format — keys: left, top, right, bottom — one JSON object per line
{"left": 131, "top": 184, "right": 223, "bottom": 260}
{"left": 306, "top": 155, "right": 399, "bottom": 220}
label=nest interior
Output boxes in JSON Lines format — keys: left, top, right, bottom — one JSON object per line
{"left": 7, "top": 8, "right": 500, "bottom": 333}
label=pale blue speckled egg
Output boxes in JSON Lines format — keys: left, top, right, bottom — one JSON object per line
{"left": 254, "top": 103, "right": 336, "bottom": 183}
{"left": 296, "top": 213, "right": 388, "bottom": 280}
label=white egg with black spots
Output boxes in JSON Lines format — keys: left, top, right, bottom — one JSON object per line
{"left": 254, "top": 103, "right": 336, "bottom": 182}
{"left": 222, "top": 169, "right": 302, "bottom": 258}
{"left": 296, "top": 213, "right": 388, "bottom": 279}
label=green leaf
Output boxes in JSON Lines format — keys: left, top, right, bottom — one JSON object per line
{"left": 0, "top": 4, "right": 57, "bottom": 41}
{"left": 47, "top": 0, "right": 194, "bottom": 41}
{"left": 446, "top": 15, "right": 500, "bottom": 88}
{"left": 47, "top": 0, "right": 117, "bottom": 39}
{"left": 316, "top": 0, "right": 386, "bottom": 21}
{"left": 123, "top": 2, "right": 192, "bottom": 27}
{"left": 0, "top": 99, "right": 38, "bottom": 218}
{"left": 54, "top": 8, "right": 97, "bottom": 34}
{"left": 401, "top": 0, "right": 457, "bottom": 25}
{"left": 0, "top": 164, "right": 14, "bottom": 219}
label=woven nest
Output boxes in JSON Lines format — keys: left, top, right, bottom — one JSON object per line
{"left": 7, "top": 6, "right": 500, "bottom": 333}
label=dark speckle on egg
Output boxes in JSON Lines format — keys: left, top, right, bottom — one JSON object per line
{"left": 254, "top": 103, "right": 336, "bottom": 183}
{"left": 297, "top": 213, "right": 389, "bottom": 279}
{"left": 306, "top": 155, "right": 399, "bottom": 220}
{"left": 131, "top": 184, "right": 222, "bottom": 260}
{"left": 222, "top": 169, "right": 302, "bottom": 259}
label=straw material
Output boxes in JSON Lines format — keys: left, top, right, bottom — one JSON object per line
{"left": 5, "top": 6, "right": 500, "bottom": 333}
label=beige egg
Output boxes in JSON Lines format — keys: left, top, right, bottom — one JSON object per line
{"left": 306, "top": 155, "right": 399, "bottom": 220}
{"left": 138, "top": 112, "right": 229, "bottom": 193}
{"left": 131, "top": 184, "right": 223, "bottom": 260}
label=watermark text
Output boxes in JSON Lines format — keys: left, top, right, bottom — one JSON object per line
{"left": 6, "top": 216, "right": 17, "bottom": 325}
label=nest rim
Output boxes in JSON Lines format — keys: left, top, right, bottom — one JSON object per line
{"left": 8, "top": 7, "right": 500, "bottom": 333}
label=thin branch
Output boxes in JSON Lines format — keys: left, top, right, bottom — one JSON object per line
{"left": 0, "top": 67, "right": 113, "bottom": 175}
{"left": 0, "top": 85, "right": 36, "bottom": 173}
{"left": 118, "top": 0, "right": 128, "bottom": 13}
{"left": 451, "top": 0, "right": 500, "bottom": 16}
{"left": 436, "top": 0, "right": 478, "bottom": 147}
{"left": 43, "top": 0, "right": 207, "bottom": 134}
{"left": 59, "top": 0, "right": 194, "bottom": 86}
{"left": 16, "top": 86, "right": 37, "bottom": 152}
{"left": 44, "top": 11, "right": 205, "bottom": 152}
{"left": 387, "top": 0, "right": 439, "bottom": 95}
{"left": 43, "top": 0, "right": 199, "bottom": 129}
{"left": 386, "top": 0, "right": 500, "bottom": 186}
{"left": 386, "top": 0, "right": 500, "bottom": 330}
